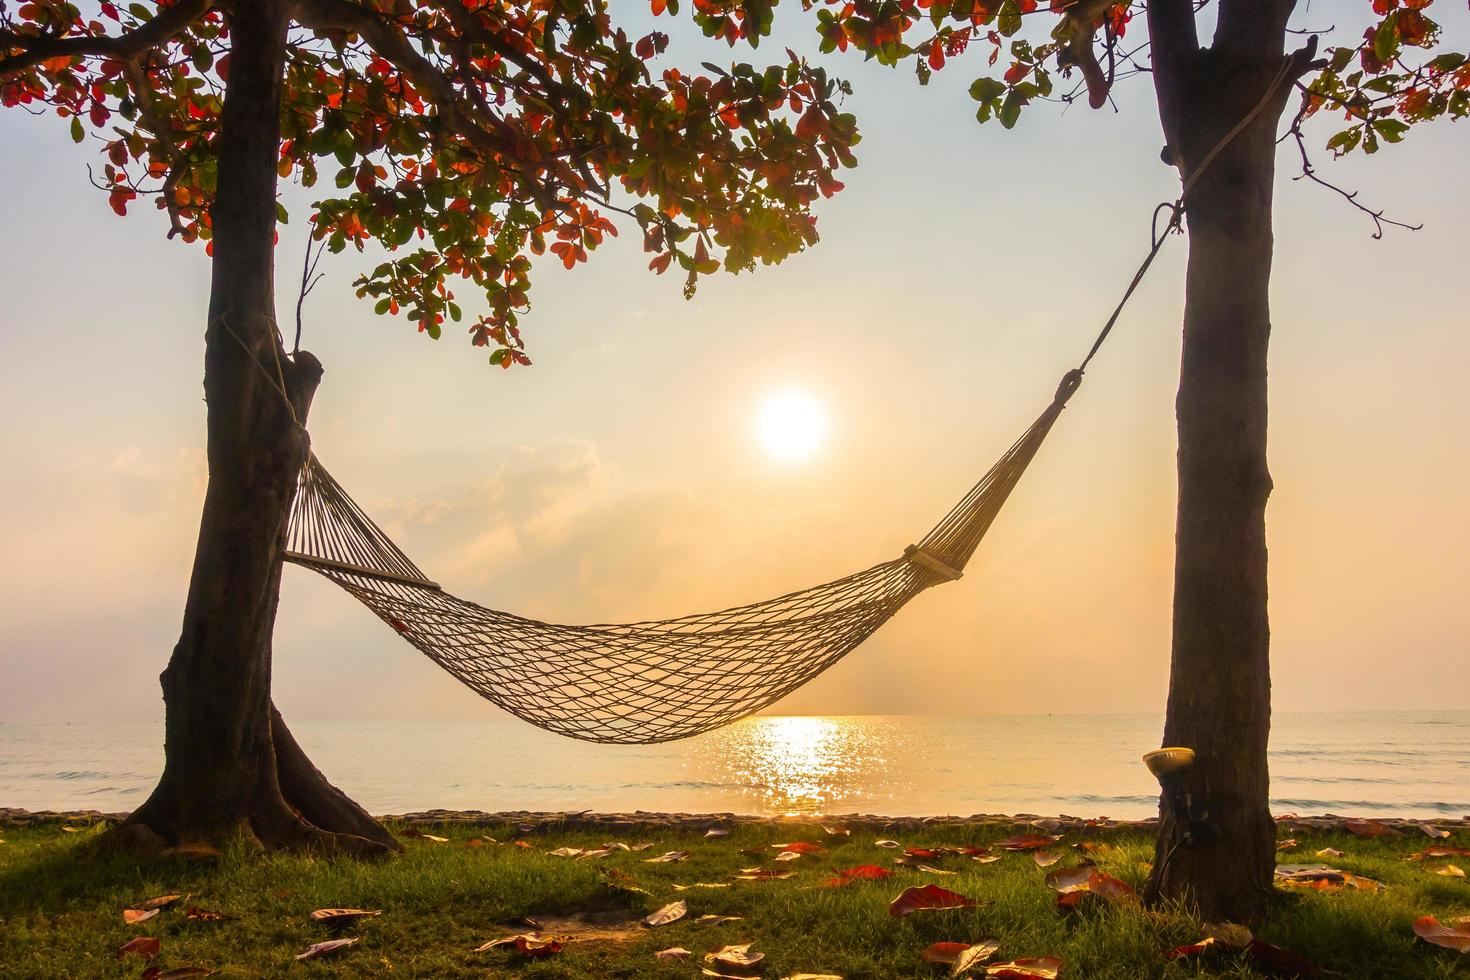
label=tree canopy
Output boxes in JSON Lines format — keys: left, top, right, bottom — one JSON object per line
{"left": 0, "top": 0, "right": 860, "bottom": 366}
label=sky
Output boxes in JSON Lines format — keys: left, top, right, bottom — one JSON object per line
{"left": 0, "top": 1, "right": 1467, "bottom": 726}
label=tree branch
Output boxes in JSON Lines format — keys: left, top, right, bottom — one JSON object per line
{"left": 1146, "top": 0, "right": 1200, "bottom": 151}
{"left": 0, "top": 0, "right": 212, "bottom": 76}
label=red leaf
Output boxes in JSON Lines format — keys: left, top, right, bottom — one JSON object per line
{"left": 928, "top": 43, "right": 945, "bottom": 70}
{"left": 1413, "top": 916, "right": 1470, "bottom": 953}
{"left": 887, "top": 883, "right": 980, "bottom": 917}
{"left": 1246, "top": 939, "right": 1321, "bottom": 976}
{"left": 117, "top": 937, "right": 161, "bottom": 961}
{"left": 795, "top": 105, "right": 824, "bottom": 141}
{"left": 996, "top": 834, "right": 1060, "bottom": 851}
{"left": 922, "top": 941, "right": 972, "bottom": 965}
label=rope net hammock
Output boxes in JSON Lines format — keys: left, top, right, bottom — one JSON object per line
{"left": 283, "top": 372, "right": 1081, "bottom": 743}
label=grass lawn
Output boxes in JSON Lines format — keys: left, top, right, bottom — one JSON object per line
{"left": 1, "top": 817, "right": 1467, "bottom": 978}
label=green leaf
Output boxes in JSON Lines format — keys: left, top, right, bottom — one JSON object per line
{"left": 998, "top": 0, "right": 1022, "bottom": 38}
{"left": 1373, "top": 118, "right": 1408, "bottom": 143}
{"left": 999, "top": 91, "right": 1023, "bottom": 129}
{"left": 969, "top": 77, "right": 1006, "bottom": 103}
{"left": 70, "top": 115, "right": 84, "bottom": 143}
{"left": 1374, "top": 15, "right": 1400, "bottom": 65}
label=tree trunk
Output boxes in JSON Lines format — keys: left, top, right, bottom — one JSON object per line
{"left": 109, "top": 0, "right": 396, "bottom": 857}
{"left": 1142, "top": 42, "right": 1298, "bottom": 921}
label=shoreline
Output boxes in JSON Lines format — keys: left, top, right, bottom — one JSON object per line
{"left": 4, "top": 806, "right": 1467, "bottom": 835}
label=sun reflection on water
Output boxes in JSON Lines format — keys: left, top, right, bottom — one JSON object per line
{"left": 709, "top": 715, "right": 892, "bottom": 815}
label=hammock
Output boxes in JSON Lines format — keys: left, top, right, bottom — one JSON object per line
{"left": 282, "top": 370, "right": 1082, "bottom": 743}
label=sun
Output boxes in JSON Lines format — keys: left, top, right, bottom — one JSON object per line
{"left": 756, "top": 389, "right": 827, "bottom": 461}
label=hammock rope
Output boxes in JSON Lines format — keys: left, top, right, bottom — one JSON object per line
{"left": 281, "top": 63, "right": 1293, "bottom": 744}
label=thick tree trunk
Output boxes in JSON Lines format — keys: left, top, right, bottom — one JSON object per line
{"left": 109, "top": 0, "right": 395, "bottom": 856}
{"left": 1142, "top": 43, "right": 1298, "bottom": 920}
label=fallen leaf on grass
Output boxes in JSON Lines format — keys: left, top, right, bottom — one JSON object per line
{"left": 310, "top": 908, "right": 382, "bottom": 925}
{"left": 123, "top": 908, "right": 159, "bottom": 925}
{"left": 823, "top": 825, "right": 851, "bottom": 837}
{"left": 1031, "top": 851, "right": 1061, "bottom": 868}
{"left": 1203, "top": 922, "right": 1254, "bottom": 948}
{"left": 1164, "top": 937, "right": 1219, "bottom": 961}
{"left": 513, "top": 839, "right": 533, "bottom": 849}
{"left": 972, "top": 854, "right": 1003, "bottom": 865}
{"left": 775, "top": 841, "right": 825, "bottom": 854}
{"left": 875, "top": 839, "right": 902, "bottom": 848}
{"left": 734, "top": 867, "right": 795, "bottom": 881}
{"left": 141, "top": 968, "right": 214, "bottom": 979}
{"left": 419, "top": 834, "right": 448, "bottom": 843}
{"left": 674, "top": 882, "right": 732, "bottom": 891}
{"left": 643, "top": 900, "right": 688, "bottom": 927}
{"left": 996, "top": 835, "right": 1060, "bottom": 852}
{"left": 131, "top": 895, "right": 184, "bottom": 912}
{"left": 782, "top": 974, "right": 844, "bottom": 979}
{"left": 117, "top": 936, "right": 161, "bottom": 961}
{"left": 578, "top": 847, "right": 616, "bottom": 860}
{"left": 655, "top": 947, "right": 692, "bottom": 961}
{"left": 924, "top": 940, "right": 1001, "bottom": 975}
{"left": 1434, "top": 864, "right": 1466, "bottom": 878}
{"left": 775, "top": 850, "right": 803, "bottom": 862}
{"left": 296, "top": 938, "right": 358, "bottom": 961}
{"left": 695, "top": 915, "right": 745, "bottom": 925}
{"left": 1044, "top": 867, "right": 1137, "bottom": 905}
{"left": 547, "top": 846, "right": 583, "bottom": 857}
{"left": 1246, "top": 939, "right": 1320, "bottom": 976}
{"left": 1417, "top": 823, "right": 1452, "bottom": 839}
{"left": 822, "top": 865, "right": 894, "bottom": 887}
{"left": 1276, "top": 839, "right": 1298, "bottom": 851}
{"left": 918, "top": 864, "right": 958, "bottom": 876}
{"left": 985, "top": 956, "right": 1063, "bottom": 978}
{"left": 1414, "top": 915, "right": 1470, "bottom": 953}
{"left": 473, "top": 934, "right": 565, "bottom": 957}
{"left": 905, "top": 847, "right": 940, "bottom": 859}
{"left": 629, "top": 842, "right": 656, "bottom": 851}
{"left": 888, "top": 883, "right": 981, "bottom": 917}
{"left": 1343, "top": 820, "right": 1401, "bottom": 839}
{"left": 185, "top": 907, "right": 228, "bottom": 922}
{"left": 1043, "top": 867, "right": 1092, "bottom": 894}
{"left": 1076, "top": 842, "right": 1116, "bottom": 856}
{"left": 705, "top": 828, "right": 730, "bottom": 838}
{"left": 705, "top": 943, "right": 764, "bottom": 973}
{"left": 1315, "top": 848, "right": 1344, "bottom": 858}
{"left": 644, "top": 850, "right": 691, "bottom": 863}
{"left": 61, "top": 826, "right": 84, "bottom": 833}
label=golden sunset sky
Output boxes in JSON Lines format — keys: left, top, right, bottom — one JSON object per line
{"left": 1, "top": 1, "right": 1466, "bottom": 725}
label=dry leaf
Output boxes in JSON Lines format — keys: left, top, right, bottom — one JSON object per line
{"left": 919, "top": 865, "right": 958, "bottom": 876}
{"left": 577, "top": 847, "right": 615, "bottom": 860}
{"left": 131, "top": 895, "right": 184, "bottom": 912}
{"left": 1315, "top": 848, "right": 1344, "bottom": 858}
{"left": 1276, "top": 839, "right": 1298, "bottom": 851}
{"left": 1435, "top": 864, "right": 1467, "bottom": 878}
{"left": 1165, "top": 937, "right": 1219, "bottom": 961}
{"left": 823, "top": 825, "right": 851, "bottom": 837}
{"left": 309, "top": 908, "right": 382, "bottom": 925}
{"left": 875, "top": 839, "right": 902, "bottom": 848}
{"left": 1246, "top": 939, "right": 1320, "bottom": 976}
{"left": 296, "top": 938, "right": 358, "bottom": 960}
{"left": 1413, "top": 916, "right": 1470, "bottom": 953}
{"left": 888, "top": 884, "right": 981, "bottom": 918}
{"left": 61, "top": 826, "right": 84, "bottom": 833}
{"left": 629, "top": 842, "right": 656, "bottom": 851}
{"left": 123, "top": 908, "right": 159, "bottom": 925}
{"left": 706, "top": 943, "right": 765, "bottom": 970}
{"left": 734, "top": 867, "right": 795, "bottom": 880}
{"left": 656, "top": 947, "right": 692, "bottom": 960}
{"left": 419, "top": 834, "right": 448, "bottom": 843}
{"left": 705, "top": 828, "right": 731, "bottom": 838}
{"left": 643, "top": 850, "right": 691, "bottom": 863}
{"left": 973, "top": 854, "right": 1003, "bottom": 865}
{"left": 548, "top": 846, "right": 583, "bottom": 858}
{"left": 695, "top": 915, "right": 745, "bottom": 926}
{"left": 1043, "top": 867, "right": 1093, "bottom": 894}
{"left": 1343, "top": 820, "right": 1400, "bottom": 839}
{"left": 1417, "top": 823, "right": 1452, "bottom": 839}
{"left": 117, "top": 936, "right": 161, "bottom": 961}
{"left": 141, "top": 968, "right": 215, "bottom": 979}
{"left": 674, "top": 882, "right": 732, "bottom": 891}
{"left": 184, "top": 907, "right": 228, "bottom": 922}
{"left": 1203, "top": 922, "right": 1254, "bottom": 948}
{"left": 783, "top": 974, "right": 844, "bottom": 980}
{"left": 954, "top": 941, "right": 1002, "bottom": 975}
{"left": 1032, "top": 851, "right": 1061, "bottom": 868}
{"left": 923, "top": 942, "right": 973, "bottom": 965}
{"left": 775, "top": 850, "right": 802, "bottom": 862}
{"left": 474, "top": 934, "right": 565, "bottom": 957}
{"left": 996, "top": 834, "right": 1060, "bottom": 852}
{"left": 643, "top": 900, "right": 688, "bottom": 927}
{"left": 984, "top": 956, "right": 1063, "bottom": 978}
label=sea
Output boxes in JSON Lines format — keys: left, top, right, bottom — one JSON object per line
{"left": 1, "top": 712, "right": 1467, "bottom": 820}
